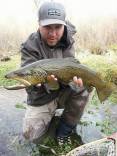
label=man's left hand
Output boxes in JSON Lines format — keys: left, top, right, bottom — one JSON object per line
{"left": 73, "top": 76, "right": 83, "bottom": 87}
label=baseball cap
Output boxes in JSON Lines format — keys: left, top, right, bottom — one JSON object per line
{"left": 38, "top": 1, "right": 66, "bottom": 26}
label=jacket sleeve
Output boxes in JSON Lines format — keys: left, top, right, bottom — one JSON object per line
{"left": 20, "top": 32, "right": 44, "bottom": 67}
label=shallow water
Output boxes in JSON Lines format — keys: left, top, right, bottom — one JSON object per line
{"left": 0, "top": 87, "right": 117, "bottom": 156}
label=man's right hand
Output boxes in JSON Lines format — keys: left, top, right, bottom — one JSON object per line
{"left": 36, "top": 75, "right": 58, "bottom": 88}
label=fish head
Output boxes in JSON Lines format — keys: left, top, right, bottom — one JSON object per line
{"left": 5, "top": 67, "right": 47, "bottom": 86}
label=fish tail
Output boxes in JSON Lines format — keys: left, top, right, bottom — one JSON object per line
{"left": 96, "top": 82, "right": 116, "bottom": 102}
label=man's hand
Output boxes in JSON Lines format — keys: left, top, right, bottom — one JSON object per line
{"left": 36, "top": 75, "right": 57, "bottom": 88}
{"left": 73, "top": 76, "right": 83, "bottom": 87}
{"left": 68, "top": 76, "right": 84, "bottom": 92}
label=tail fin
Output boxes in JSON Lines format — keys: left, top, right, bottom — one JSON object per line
{"left": 96, "top": 82, "right": 117, "bottom": 102}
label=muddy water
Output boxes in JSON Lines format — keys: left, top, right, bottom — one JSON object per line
{"left": 0, "top": 87, "right": 29, "bottom": 156}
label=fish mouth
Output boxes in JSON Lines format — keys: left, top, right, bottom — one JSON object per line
{"left": 13, "top": 78, "right": 31, "bottom": 86}
{"left": 4, "top": 77, "right": 31, "bottom": 90}
{"left": 5, "top": 73, "right": 31, "bottom": 86}
{"left": 4, "top": 84, "right": 26, "bottom": 90}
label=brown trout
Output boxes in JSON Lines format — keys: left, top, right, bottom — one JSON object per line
{"left": 5, "top": 57, "right": 116, "bottom": 102}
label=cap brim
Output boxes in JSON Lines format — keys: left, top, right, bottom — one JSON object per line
{"left": 39, "top": 19, "right": 66, "bottom": 26}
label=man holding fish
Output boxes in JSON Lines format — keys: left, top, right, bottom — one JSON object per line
{"left": 20, "top": 1, "right": 90, "bottom": 145}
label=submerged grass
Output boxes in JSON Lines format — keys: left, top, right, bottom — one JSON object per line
{"left": 32, "top": 135, "right": 82, "bottom": 156}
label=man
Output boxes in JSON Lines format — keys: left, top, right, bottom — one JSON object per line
{"left": 21, "top": 1, "right": 89, "bottom": 145}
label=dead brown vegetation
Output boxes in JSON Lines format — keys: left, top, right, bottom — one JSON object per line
{"left": 75, "top": 16, "right": 117, "bottom": 54}
{"left": 0, "top": 16, "right": 117, "bottom": 57}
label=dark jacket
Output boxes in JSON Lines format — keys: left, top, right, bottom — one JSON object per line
{"left": 20, "top": 21, "right": 77, "bottom": 106}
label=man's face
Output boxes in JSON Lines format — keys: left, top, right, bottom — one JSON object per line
{"left": 39, "top": 24, "right": 64, "bottom": 47}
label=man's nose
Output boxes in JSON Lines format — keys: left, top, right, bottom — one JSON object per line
{"left": 48, "top": 29, "right": 56, "bottom": 36}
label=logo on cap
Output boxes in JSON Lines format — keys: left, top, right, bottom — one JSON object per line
{"left": 48, "top": 9, "right": 61, "bottom": 16}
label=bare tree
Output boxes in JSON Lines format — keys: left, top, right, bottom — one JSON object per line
{"left": 33, "top": 0, "right": 42, "bottom": 8}
{"left": 33, "top": 0, "right": 49, "bottom": 9}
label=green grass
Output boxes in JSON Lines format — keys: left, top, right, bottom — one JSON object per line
{"left": 109, "top": 44, "right": 117, "bottom": 52}
{"left": 78, "top": 54, "right": 117, "bottom": 103}
{"left": 15, "top": 103, "right": 26, "bottom": 109}
{"left": 0, "top": 54, "right": 20, "bottom": 86}
{"left": 32, "top": 135, "right": 82, "bottom": 156}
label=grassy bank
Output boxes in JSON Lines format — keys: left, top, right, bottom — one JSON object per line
{"left": 0, "top": 54, "right": 20, "bottom": 86}
{"left": 78, "top": 53, "right": 117, "bottom": 103}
